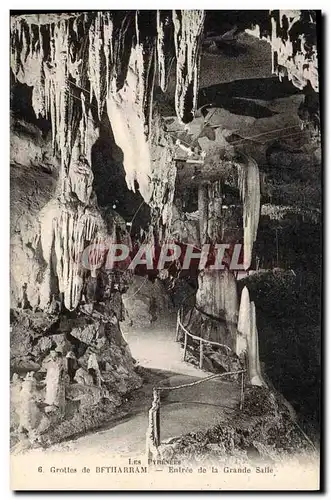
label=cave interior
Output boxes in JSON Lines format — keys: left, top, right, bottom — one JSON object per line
{"left": 10, "top": 10, "right": 321, "bottom": 456}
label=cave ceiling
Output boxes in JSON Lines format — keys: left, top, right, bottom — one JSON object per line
{"left": 10, "top": 10, "right": 321, "bottom": 245}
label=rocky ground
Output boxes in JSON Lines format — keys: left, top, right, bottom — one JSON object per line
{"left": 10, "top": 306, "right": 142, "bottom": 450}
{"left": 158, "top": 385, "right": 317, "bottom": 467}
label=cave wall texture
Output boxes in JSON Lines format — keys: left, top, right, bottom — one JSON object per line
{"left": 10, "top": 10, "right": 321, "bottom": 446}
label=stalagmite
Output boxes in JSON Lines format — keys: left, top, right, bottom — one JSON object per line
{"left": 18, "top": 372, "right": 42, "bottom": 438}
{"left": 44, "top": 350, "right": 66, "bottom": 410}
{"left": 237, "top": 156, "right": 260, "bottom": 270}
{"left": 236, "top": 286, "right": 250, "bottom": 357}
{"left": 87, "top": 353, "right": 103, "bottom": 387}
{"left": 249, "top": 301, "right": 265, "bottom": 386}
{"left": 236, "top": 286, "right": 266, "bottom": 386}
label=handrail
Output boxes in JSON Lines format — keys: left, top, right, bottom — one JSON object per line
{"left": 179, "top": 314, "right": 232, "bottom": 352}
{"left": 176, "top": 306, "right": 232, "bottom": 362}
{"left": 146, "top": 368, "right": 246, "bottom": 459}
{"left": 146, "top": 305, "right": 246, "bottom": 460}
{"left": 194, "top": 303, "right": 236, "bottom": 325}
{"left": 155, "top": 369, "right": 245, "bottom": 391}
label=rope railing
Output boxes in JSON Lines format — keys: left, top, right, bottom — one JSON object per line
{"left": 146, "top": 300, "right": 246, "bottom": 459}
{"left": 146, "top": 364, "right": 246, "bottom": 459}
{"left": 175, "top": 306, "right": 232, "bottom": 370}
{"left": 156, "top": 370, "right": 246, "bottom": 392}
{"left": 147, "top": 300, "right": 318, "bottom": 459}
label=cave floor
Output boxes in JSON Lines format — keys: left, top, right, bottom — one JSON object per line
{"left": 18, "top": 320, "right": 240, "bottom": 458}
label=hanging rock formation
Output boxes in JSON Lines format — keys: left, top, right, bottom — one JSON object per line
{"left": 270, "top": 10, "right": 319, "bottom": 92}
{"left": 10, "top": 10, "right": 320, "bottom": 451}
{"left": 10, "top": 11, "right": 205, "bottom": 205}
{"left": 10, "top": 11, "right": 209, "bottom": 313}
{"left": 237, "top": 155, "right": 261, "bottom": 270}
{"left": 247, "top": 10, "right": 319, "bottom": 92}
{"left": 173, "top": 10, "right": 205, "bottom": 123}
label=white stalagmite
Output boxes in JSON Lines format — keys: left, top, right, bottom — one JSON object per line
{"left": 236, "top": 285, "right": 250, "bottom": 356}
{"left": 249, "top": 301, "right": 265, "bottom": 386}
{"left": 236, "top": 286, "right": 266, "bottom": 386}
{"left": 172, "top": 10, "right": 205, "bottom": 123}
{"left": 238, "top": 156, "right": 260, "bottom": 270}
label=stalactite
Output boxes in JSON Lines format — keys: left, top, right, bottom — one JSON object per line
{"left": 172, "top": 10, "right": 205, "bottom": 124}
{"left": 135, "top": 11, "right": 157, "bottom": 135}
{"left": 247, "top": 11, "right": 319, "bottom": 92}
{"left": 149, "top": 118, "right": 177, "bottom": 231}
{"left": 270, "top": 10, "right": 319, "bottom": 92}
{"left": 237, "top": 156, "right": 260, "bottom": 270}
{"left": 88, "top": 12, "right": 107, "bottom": 120}
{"left": 207, "top": 181, "right": 223, "bottom": 242}
{"left": 11, "top": 11, "right": 205, "bottom": 202}
{"left": 106, "top": 44, "right": 153, "bottom": 203}
{"left": 156, "top": 11, "right": 175, "bottom": 92}
{"left": 69, "top": 110, "right": 99, "bottom": 204}
{"left": 196, "top": 269, "right": 238, "bottom": 332}
{"left": 39, "top": 200, "right": 108, "bottom": 311}
{"left": 10, "top": 16, "right": 87, "bottom": 192}
{"left": 10, "top": 11, "right": 208, "bottom": 311}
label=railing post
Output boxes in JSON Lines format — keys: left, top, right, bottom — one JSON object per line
{"left": 146, "top": 388, "right": 161, "bottom": 459}
{"left": 199, "top": 338, "right": 203, "bottom": 369}
{"left": 153, "top": 388, "right": 161, "bottom": 446}
{"left": 183, "top": 330, "right": 188, "bottom": 361}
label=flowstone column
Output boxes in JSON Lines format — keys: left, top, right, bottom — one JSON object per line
{"left": 186, "top": 180, "right": 239, "bottom": 350}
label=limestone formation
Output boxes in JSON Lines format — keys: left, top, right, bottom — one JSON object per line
{"left": 237, "top": 286, "right": 266, "bottom": 387}
{"left": 9, "top": 10, "right": 320, "bottom": 456}
{"left": 44, "top": 350, "right": 66, "bottom": 411}
{"left": 18, "top": 372, "right": 42, "bottom": 440}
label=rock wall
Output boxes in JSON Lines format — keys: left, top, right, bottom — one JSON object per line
{"left": 10, "top": 116, "right": 143, "bottom": 449}
{"left": 122, "top": 275, "right": 175, "bottom": 328}
{"left": 10, "top": 308, "right": 142, "bottom": 449}
{"left": 10, "top": 119, "right": 58, "bottom": 309}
